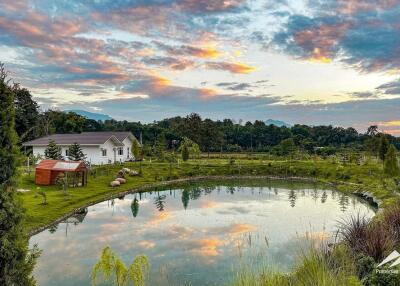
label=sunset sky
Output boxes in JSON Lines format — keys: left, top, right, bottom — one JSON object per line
{"left": 1, "top": 0, "right": 400, "bottom": 134}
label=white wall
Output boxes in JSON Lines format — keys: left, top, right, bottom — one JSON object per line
{"left": 122, "top": 137, "right": 134, "bottom": 160}
{"left": 33, "top": 145, "right": 110, "bottom": 165}
{"left": 32, "top": 137, "right": 134, "bottom": 165}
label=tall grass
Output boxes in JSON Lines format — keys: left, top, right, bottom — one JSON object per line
{"left": 232, "top": 244, "right": 361, "bottom": 286}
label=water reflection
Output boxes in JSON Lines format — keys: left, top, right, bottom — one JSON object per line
{"left": 30, "top": 179, "right": 375, "bottom": 286}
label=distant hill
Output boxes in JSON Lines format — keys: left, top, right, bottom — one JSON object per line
{"left": 66, "top": 110, "right": 113, "bottom": 121}
{"left": 265, "top": 119, "right": 291, "bottom": 127}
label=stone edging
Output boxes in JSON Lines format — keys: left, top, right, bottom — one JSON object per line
{"left": 28, "top": 175, "right": 378, "bottom": 237}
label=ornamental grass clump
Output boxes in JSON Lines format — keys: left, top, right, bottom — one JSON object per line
{"left": 92, "top": 246, "right": 149, "bottom": 286}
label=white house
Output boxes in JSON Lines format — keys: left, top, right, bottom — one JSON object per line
{"left": 22, "top": 132, "right": 138, "bottom": 165}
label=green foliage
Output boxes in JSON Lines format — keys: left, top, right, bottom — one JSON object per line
{"left": 233, "top": 245, "right": 362, "bottom": 286}
{"left": 131, "top": 139, "right": 141, "bottom": 159}
{"left": 181, "top": 144, "right": 189, "bottom": 161}
{"left": 181, "top": 189, "right": 190, "bottom": 209}
{"left": 91, "top": 246, "right": 149, "bottom": 286}
{"left": 36, "top": 190, "right": 47, "bottom": 205}
{"left": 354, "top": 254, "right": 375, "bottom": 284}
{"left": 55, "top": 173, "right": 68, "bottom": 194}
{"left": 0, "top": 68, "right": 19, "bottom": 184}
{"left": 68, "top": 142, "right": 86, "bottom": 161}
{"left": 131, "top": 198, "right": 139, "bottom": 218}
{"left": 13, "top": 85, "right": 40, "bottom": 141}
{"left": 44, "top": 139, "right": 63, "bottom": 160}
{"left": 0, "top": 62, "right": 40, "bottom": 286}
{"left": 153, "top": 136, "right": 166, "bottom": 161}
{"left": 178, "top": 137, "right": 200, "bottom": 161}
{"left": 384, "top": 145, "right": 399, "bottom": 177}
{"left": 378, "top": 135, "right": 390, "bottom": 161}
{"left": 278, "top": 138, "right": 297, "bottom": 156}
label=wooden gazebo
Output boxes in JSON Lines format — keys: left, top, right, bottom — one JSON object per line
{"left": 35, "top": 160, "right": 88, "bottom": 186}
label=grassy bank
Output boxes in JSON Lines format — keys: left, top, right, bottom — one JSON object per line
{"left": 18, "top": 156, "right": 398, "bottom": 233}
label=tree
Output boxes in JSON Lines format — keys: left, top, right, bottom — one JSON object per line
{"left": 384, "top": 145, "right": 400, "bottom": 177}
{"left": 68, "top": 142, "right": 86, "bottom": 161}
{"left": 378, "top": 135, "right": 390, "bottom": 161}
{"left": 178, "top": 137, "right": 200, "bottom": 161}
{"left": 131, "top": 139, "right": 141, "bottom": 159}
{"left": 153, "top": 135, "right": 166, "bottom": 161}
{"left": 92, "top": 247, "right": 149, "bottom": 286}
{"left": 0, "top": 62, "right": 40, "bottom": 286}
{"left": 365, "top": 136, "right": 380, "bottom": 157}
{"left": 44, "top": 139, "right": 63, "bottom": 160}
{"left": 279, "top": 138, "right": 297, "bottom": 157}
{"left": 366, "top": 125, "right": 378, "bottom": 136}
{"left": 181, "top": 144, "right": 189, "bottom": 161}
{"left": 13, "top": 85, "right": 40, "bottom": 141}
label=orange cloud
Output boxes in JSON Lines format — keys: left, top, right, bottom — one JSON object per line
{"left": 192, "top": 46, "right": 221, "bottom": 58}
{"left": 147, "top": 211, "right": 172, "bottom": 226}
{"left": 200, "top": 201, "right": 219, "bottom": 209}
{"left": 199, "top": 88, "right": 218, "bottom": 100}
{"left": 206, "top": 61, "right": 256, "bottom": 74}
{"left": 151, "top": 74, "right": 172, "bottom": 88}
{"left": 294, "top": 23, "right": 350, "bottom": 63}
{"left": 338, "top": 0, "right": 398, "bottom": 14}
{"left": 178, "top": 0, "right": 246, "bottom": 13}
{"left": 228, "top": 223, "right": 257, "bottom": 235}
{"left": 191, "top": 238, "right": 224, "bottom": 257}
{"left": 137, "top": 240, "right": 156, "bottom": 249}
{"left": 376, "top": 120, "right": 400, "bottom": 127}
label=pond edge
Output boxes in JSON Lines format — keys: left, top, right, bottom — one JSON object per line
{"left": 28, "top": 175, "right": 380, "bottom": 237}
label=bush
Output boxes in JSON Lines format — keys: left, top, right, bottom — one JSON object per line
{"left": 354, "top": 254, "right": 375, "bottom": 282}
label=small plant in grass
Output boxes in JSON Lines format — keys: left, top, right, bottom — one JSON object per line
{"left": 55, "top": 172, "right": 68, "bottom": 195}
{"left": 35, "top": 187, "right": 47, "bottom": 205}
{"left": 91, "top": 246, "right": 149, "bottom": 286}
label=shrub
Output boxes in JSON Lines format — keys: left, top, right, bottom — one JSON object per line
{"left": 354, "top": 254, "right": 375, "bottom": 283}
{"left": 340, "top": 214, "right": 396, "bottom": 262}
{"left": 382, "top": 204, "right": 400, "bottom": 240}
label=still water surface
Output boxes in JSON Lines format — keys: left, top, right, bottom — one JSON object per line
{"left": 30, "top": 180, "right": 375, "bottom": 286}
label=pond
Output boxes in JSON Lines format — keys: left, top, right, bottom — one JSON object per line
{"left": 30, "top": 179, "right": 375, "bottom": 286}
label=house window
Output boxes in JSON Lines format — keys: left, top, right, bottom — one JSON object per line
{"left": 101, "top": 149, "right": 107, "bottom": 156}
{"left": 127, "top": 147, "right": 130, "bottom": 158}
{"left": 65, "top": 149, "right": 69, "bottom": 157}
{"left": 118, "top": 147, "right": 123, "bottom": 156}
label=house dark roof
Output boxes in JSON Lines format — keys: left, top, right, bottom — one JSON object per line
{"left": 22, "top": 132, "right": 134, "bottom": 146}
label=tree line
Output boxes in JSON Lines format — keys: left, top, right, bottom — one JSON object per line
{"left": 9, "top": 66, "right": 399, "bottom": 155}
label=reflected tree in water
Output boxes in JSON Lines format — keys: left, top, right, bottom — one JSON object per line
{"left": 227, "top": 186, "right": 236, "bottom": 194}
{"left": 48, "top": 224, "right": 58, "bottom": 234}
{"left": 339, "top": 194, "right": 350, "bottom": 212}
{"left": 181, "top": 189, "right": 190, "bottom": 210}
{"left": 190, "top": 187, "right": 202, "bottom": 200}
{"left": 131, "top": 198, "right": 139, "bottom": 218}
{"left": 288, "top": 190, "right": 297, "bottom": 208}
{"left": 203, "top": 186, "right": 214, "bottom": 195}
{"left": 311, "top": 189, "right": 319, "bottom": 201}
{"left": 321, "top": 191, "right": 327, "bottom": 204}
{"left": 154, "top": 194, "right": 167, "bottom": 212}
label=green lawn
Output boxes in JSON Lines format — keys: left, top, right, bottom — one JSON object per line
{"left": 18, "top": 156, "right": 399, "bottom": 234}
